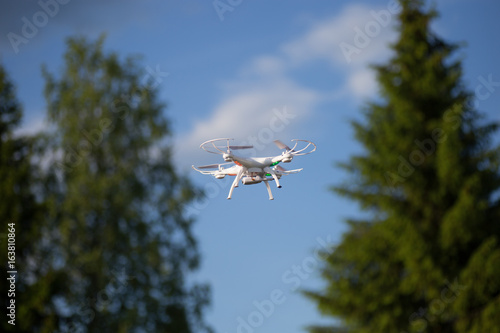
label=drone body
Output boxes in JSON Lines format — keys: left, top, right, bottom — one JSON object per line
{"left": 192, "top": 138, "right": 316, "bottom": 200}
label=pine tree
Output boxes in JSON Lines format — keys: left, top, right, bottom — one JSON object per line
{"left": 42, "top": 36, "right": 210, "bottom": 333}
{"left": 306, "top": 1, "right": 500, "bottom": 332}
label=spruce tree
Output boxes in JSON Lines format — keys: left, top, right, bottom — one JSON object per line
{"left": 306, "top": 1, "right": 500, "bottom": 332}
{"left": 42, "top": 36, "right": 210, "bottom": 333}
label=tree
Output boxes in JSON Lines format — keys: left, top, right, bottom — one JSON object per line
{"left": 0, "top": 64, "right": 62, "bottom": 333}
{"left": 306, "top": 1, "right": 500, "bottom": 332}
{"left": 42, "top": 36, "right": 210, "bottom": 333}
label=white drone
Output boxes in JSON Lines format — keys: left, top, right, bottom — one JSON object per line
{"left": 192, "top": 138, "right": 316, "bottom": 200}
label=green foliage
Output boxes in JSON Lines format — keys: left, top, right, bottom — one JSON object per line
{"left": 36, "top": 36, "right": 210, "bottom": 332}
{"left": 0, "top": 37, "right": 211, "bottom": 333}
{"left": 0, "top": 64, "right": 59, "bottom": 333}
{"left": 306, "top": 1, "right": 500, "bottom": 332}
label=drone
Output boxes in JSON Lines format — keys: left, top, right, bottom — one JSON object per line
{"left": 192, "top": 138, "right": 316, "bottom": 200}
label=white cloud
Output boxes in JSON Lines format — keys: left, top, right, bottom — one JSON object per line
{"left": 348, "top": 68, "right": 378, "bottom": 99}
{"left": 176, "top": 77, "right": 319, "bottom": 167}
{"left": 282, "top": 3, "right": 397, "bottom": 97}
{"left": 177, "top": 3, "right": 398, "bottom": 167}
{"left": 15, "top": 115, "right": 47, "bottom": 137}
{"left": 282, "top": 5, "right": 374, "bottom": 66}
{"left": 244, "top": 55, "right": 287, "bottom": 77}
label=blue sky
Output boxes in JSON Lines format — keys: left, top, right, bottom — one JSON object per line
{"left": 2, "top": 1, "right": 500, "bottom": 332}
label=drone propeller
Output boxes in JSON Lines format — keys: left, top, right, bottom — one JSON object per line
{"left": 212, "top": 145, "right": 253, "bottom": 151}
{"left": 196, "top": 162, "right": 234, "bottom": 170}
{"left": 197, "top": 164, "right": 221, "bottom": 169}
{"left": 228, "top": 145, "right": 254, "bottom": 150}
{"left": 273, "top": 140, "right": 292, "bottom": 151}
{"left": 275, "top": 165, "right": 287, "bottom": 172}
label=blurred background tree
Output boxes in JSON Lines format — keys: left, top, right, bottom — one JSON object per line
{"left": 0, "top": 35, "right": 211, "bottom": 333}
{"left": 0, "top": 64, "right": 62, "bottom": 333}
{"left": 306, "top": 0, "right": 500, "bottom": 332}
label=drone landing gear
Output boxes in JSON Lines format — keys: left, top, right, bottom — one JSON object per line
{"left": 227, "top": 167, "right": 282, "bottom": 200}
{"left": 227, "top": 167, "right": 244, "bottom": 200}
{"left": 264, "top": 167, "right": 281, "bottom": 188}
{"left": 263, "top": 179, "right": 274, "bottom": 200}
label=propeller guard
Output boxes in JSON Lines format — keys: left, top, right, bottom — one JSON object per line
{"left": 287, "top": 139, "right": 317, "bottom": 156}
{"left": 200, "top": 138, "right": 253, "bottom": 154}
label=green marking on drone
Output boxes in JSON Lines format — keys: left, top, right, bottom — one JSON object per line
{"left": 265, "top": 173, "right": 271, "bottom": 176}
{"left": 270, "top": 161, "right": 280, "bottom": 166}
